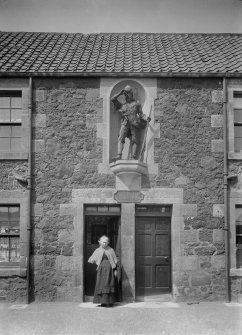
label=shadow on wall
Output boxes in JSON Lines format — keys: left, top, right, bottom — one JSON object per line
{"left": 121, "top": 267, "right": 134, "bottom": 302}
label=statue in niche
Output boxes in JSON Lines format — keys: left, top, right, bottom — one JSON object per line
{"left": 111, "top": 85, "right": 151, "bottom": 161}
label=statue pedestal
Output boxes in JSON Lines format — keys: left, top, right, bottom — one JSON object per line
{"left": 109, "top": 160, "right": 148, "bottom": 191}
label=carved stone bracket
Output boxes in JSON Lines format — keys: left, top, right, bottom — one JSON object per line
{"left": 109, "top": 160, "right": 148, "bottom": 191}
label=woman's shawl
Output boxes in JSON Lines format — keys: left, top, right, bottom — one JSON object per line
{"left": 88, "top": 246, "right": 118, "bottom": 269}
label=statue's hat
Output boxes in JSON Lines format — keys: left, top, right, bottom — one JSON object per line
{"left": 124, "top": 85, "right": 133, "bottom": 93}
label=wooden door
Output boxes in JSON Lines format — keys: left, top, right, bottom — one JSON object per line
{"left": 135, "top": 216, "right": 171, "bottom": 297}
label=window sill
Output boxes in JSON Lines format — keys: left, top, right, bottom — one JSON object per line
{"left": 228, "top": 152, "right": 242, "bottom": 160}
{"left": 0, "top": 152, "right": 28, "bottom": 160}
{"left": 0, "top": 266, "right": 27, "bottom": 277}
{"left": 230, "top": 268, "right": 242, "bottom": 277}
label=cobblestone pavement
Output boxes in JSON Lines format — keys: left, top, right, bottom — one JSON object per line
{"left": 0, "top": 301, "right": 242, "bottom": 335}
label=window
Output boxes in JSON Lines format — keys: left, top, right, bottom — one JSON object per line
{"left": 0, "top": 91, "right": 22, "bottom": 152}
{"left": 0, "top": 205, "right": 20, "bottom": 265}
{"left": 236, "top": 205, "right": 242, "bottom": 268}
{"left": 228, "top": 88, "right": 242, "bottom": 159}
{"left": 233, "top": 92, "right": 242, "bottom": 153}
{"left": 85, "top": 205, "right": 121, "bottom": 215}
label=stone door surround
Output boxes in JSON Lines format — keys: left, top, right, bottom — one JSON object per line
{"left": 58, "top": 186, "right": 191, "bottom": 302}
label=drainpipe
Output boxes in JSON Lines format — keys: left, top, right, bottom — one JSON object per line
{"left": 223, "top": 77, "right": 230, "bottom": 302}
{"left": 26, "top": 76, "right": 33, "bottom": 304}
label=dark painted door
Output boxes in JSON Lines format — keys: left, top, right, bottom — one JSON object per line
{"left": 135, "top": 216, "right": 171, "bottom": 297}
{"left": 84, "top": 215, "right": 121, "bottom": 296}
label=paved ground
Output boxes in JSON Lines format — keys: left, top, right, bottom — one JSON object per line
{"left": 0, "top": 301, "right": 242, "bottom": 335}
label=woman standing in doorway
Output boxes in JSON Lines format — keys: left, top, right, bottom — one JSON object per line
{"left": 88, "top": 235, "right": 118, "bottom": 307}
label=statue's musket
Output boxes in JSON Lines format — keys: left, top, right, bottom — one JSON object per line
{"left": 138, "top": 106, "right": 152, "bottom": 160}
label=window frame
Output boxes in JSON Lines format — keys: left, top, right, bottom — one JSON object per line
{"left": 229, "top": 193, "right": 242, "bottom": 277}
{"left": 0, "top": 204, "right": 20, "bottom": 266}
{"left": 0, "top": 86, "right": 29, "bottom": 160}
{"left": 228, "top": 87, "right": 242, "bottom": 160}
{"left": 0, "top": 190, "right": 28, "bottom": 277}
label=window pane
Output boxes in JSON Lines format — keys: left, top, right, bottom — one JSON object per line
{"left": 11, "top": 125, "right": 22, "bottom": 137}
{"left": 109, "top": 206, "right": 121, "bottom": 213}
{"left": 234, "top": 92, "right": 242, "bottom": 99}
{"left": 0, "top": 109, "right": 11, "bottom": 121}
{"left": 235, "top": 206, "right": 242, "bottom": 221}
{"left": 9, "top": 206, "right": 20, "bottom": 219}
{"left": 234, "top": 110, "right": 242, "bottom": 123}
{"left": 85, "top": 206, "right": 97, "bottom": 213}
{"left": 0, "top": 237, "right": 9, "bottom": 262}
{"left": 11, "top": 138, "right": 22, "bottom": 151}
{"left": 236, "top": 233, "right": 242, "bottom": 268}
{"left": 0, "top": 125, "right": 11, "bottom": 137}
{"left": 0, "top": 97, "right": 10, "bottom": 108}
{"left": 98, "top": 206, "right": 109, "bottom": 213}
{"left": 0, "top": 137, "right": 10, "bottom": 151}
{"left": 0, "top": 206, "right": 8, "bottom": 222}
{"left": 235, "top": 139, "right": 242, "bottom": 152}
{"left": 8, "top": 207, "right": 20, "bottom": 229}
{"left": 10, "top": 237, "right": 20, "bottom": 262}
{"left": 11, "top": 97, "right": 22, "bottom": 109}
{"left": 234, "top": 126, "right": 242, "bottom": 137}
{"left": 11, "top": 109, "right": 22, "bottom": 122}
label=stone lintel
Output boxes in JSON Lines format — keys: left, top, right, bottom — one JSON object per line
{"left": 0, "top": 189, "right": 27, "bottom": 200}
{"left": 142, "top": 188, "right": 183, "bottom": 205}
{"left": 72, "top": 188, "right": 115, "bottom": 203}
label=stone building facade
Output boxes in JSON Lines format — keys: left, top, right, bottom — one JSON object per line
{"left": 0, "top": 32, "right": 242, "bottom": 303}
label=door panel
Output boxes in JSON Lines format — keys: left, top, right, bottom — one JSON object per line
{"left": 156, "top": 265, "right": 169, "bottom": 288}
{"left": 136, "top": 234, "right": 152, "bottom": 256}
{"left": 156, "top": 234, "right": 169, "bottom": 256}
{"left": 135, "top": 216, "right": 171, "bottom": 297}
{"left": 136, "top": 265, "right": 152, "bottom": 287}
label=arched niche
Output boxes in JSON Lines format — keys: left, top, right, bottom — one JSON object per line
{"left": 109, "top": 80, "right": 147, "bottom": 163}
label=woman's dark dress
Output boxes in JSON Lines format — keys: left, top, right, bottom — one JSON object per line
{"left": 93, "top": 253, "right": 116, "bottom": 305}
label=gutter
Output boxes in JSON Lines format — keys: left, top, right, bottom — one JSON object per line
{"left": 223, "top": 77, "right": 230, "bottom": 302}
{"left": 0, "top": 72, "right": 241, "bottom": 78}
{"left": 26, "top": 76, "right": 33, "bottom": 304}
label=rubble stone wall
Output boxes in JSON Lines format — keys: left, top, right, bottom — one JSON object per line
{"left": 153, "top": 78, "right": 225, "bottom": 301}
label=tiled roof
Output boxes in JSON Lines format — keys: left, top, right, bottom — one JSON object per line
{"left": 0, "top": 32, "right": 242, "bottom": 74}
